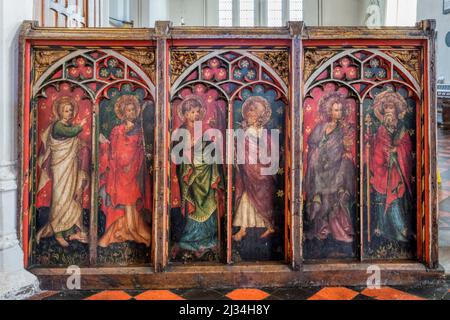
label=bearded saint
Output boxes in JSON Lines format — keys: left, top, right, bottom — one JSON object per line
{"left": 370, "top": 91, "right": 414, "bottom": 242}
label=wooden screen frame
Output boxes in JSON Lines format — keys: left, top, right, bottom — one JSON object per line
{"left": 18, "top": 20, "right": 442, "bottom": 289}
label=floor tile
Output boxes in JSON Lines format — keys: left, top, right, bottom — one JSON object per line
{"left": 307, "top": 287, "right": 359, "bottom": 300}
{"left": 85, "top": 290, "right": 133, "bottom": 300}
{"left": 134, "top": 290, "right": 185, "bottom": 300}
{"left": 271, "top": 287, "right": 322, "bottom": 300}
{"left": 180, "top": 289, "right": 226, "bottom": 300}
{"left": 26, "top": 291, "right": 59, "bottom": 300}
{"left": 393, "top": 285, "right": 449, "bottom": 300}
{"left": 360, "top": 287, "right": 424, "bottom": 300}
{"left": 226, "top": 289, "right": 270, "bottom": 300}
{"left": 43, "top": 290, "right": 97, "bottom": 300}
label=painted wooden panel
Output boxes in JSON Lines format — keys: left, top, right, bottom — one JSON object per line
{"left": 302, "top": 47, "right": 422, "bottom": 261}
{"left": 169, "top": 49, "right": 290, "bottom": 263}
{"left": 19, "top": 23, "right": 436, "bottom": 279}
{"left": 29, "top": 47, "right": 156, "bottom": 266}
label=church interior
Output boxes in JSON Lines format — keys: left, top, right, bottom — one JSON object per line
{"left": 1, "top": 0, "right": 450, "bottom": 301}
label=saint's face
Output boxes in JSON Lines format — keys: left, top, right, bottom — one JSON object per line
{"left": 61, "top": 104, "right": 74, "bottom": 123}
{"left": 383, "top": 102, "right": 398, "bottom": 129}
{"left": 124, "top": 104, "right": 138, "bottom": 122}
{"left": 384, "top": 103, "right": 397, "bottom": 118}
{"left": 184, "top": 106, "right": 202, "bottom": 123}
{"left": 245, "top": 102, "right": 266, "bottom": 127}
{"left": 330, "top": 103, "right": 343, "bottom": 122}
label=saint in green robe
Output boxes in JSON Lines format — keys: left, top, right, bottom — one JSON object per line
{"left": 177, "top": 140, "right": 224, "bottom": 254}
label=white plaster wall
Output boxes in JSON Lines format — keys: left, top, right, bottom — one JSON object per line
{"left": 168, "top": 0, "right": 218, "bottom": 26}
{"left": 303, "top": 0, "right": 379, "bottom": 26}
{"left": 417, "top": 0, "right": 450, "bottom": 82}
{"left": 0, "top": 0, "right": 40, "bottom": 300}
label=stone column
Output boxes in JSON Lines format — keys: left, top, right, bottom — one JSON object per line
{"left": 0, "top": 0, "right": 40, "bottom": 300}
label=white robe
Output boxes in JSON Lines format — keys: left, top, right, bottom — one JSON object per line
{"left": 36, "top": 125, "right": 88, "bottom": 242}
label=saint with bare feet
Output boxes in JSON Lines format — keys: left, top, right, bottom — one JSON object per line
{"left": 98, "top": 95, "right": 151, "bottom": 248}
{"left": 36, "top": 96, "right": 90, "bottom": 247}
{"left": 233, "top": 96, "right": 276, "bottom": 242}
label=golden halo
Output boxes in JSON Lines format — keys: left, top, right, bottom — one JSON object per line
{"left": 177, "top": 95, "right": 206, "bottom": 122}
{"left": 242, "top": 96, "right": 272, "bottom": 127}
{"left": 114, "top": 95, "right": 142, "bottom": 121}
{"left": 52, "top": 96, "right": 79, "bottom": 120}
{"left": 372, "top": 90, "right": 408, "bottom": 123}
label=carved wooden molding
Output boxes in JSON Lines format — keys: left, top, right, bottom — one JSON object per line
{"left": 33, "top": 50, "right": 70, "bottom": 84}
{"left": 251, "top": 51, "right": 290, "bottom": 85}
{"left": 118, "top": 50, "right": 156, "bottom": 83}
{"left": 169, "top": 51, "right": 208, "bottom": 84}
{"left": 303, "top": 49, "right": 336, "bottom": 82}
{"left": 386, "top": 50, "right": 421, "bottom": 84}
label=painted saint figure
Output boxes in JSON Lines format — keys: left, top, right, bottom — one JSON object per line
{"left": 305, "top": 92, "right": 355, "bottom": 243}
{"left": 36, "top": 96, "right": 90, "bottom": 247}
{"left": 370, "top": 91, "right": 413, "bottom": 242}
{"left": 233, "top": 96, "right": 276, "bottom": 242}
{"left": 171, "top": 96, "right": 225, "bottom": 259}
{"left": 98, "top": 95, "right": 151, "bottom": 248}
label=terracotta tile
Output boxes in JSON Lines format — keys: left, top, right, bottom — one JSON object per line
{"left": 85, "top": 290, "right": 132, "bottom": 300}
{"left": 307, "top": 287, "right": 359, "bottom": 300}
{"left": 361, "top": 287, "right": 425, "bottom": 300}
{"left": 226, "top": 289, "right": 270, "bottom": 300}
{"left": 134, "top": 290, "right": 185, "bottom": 300}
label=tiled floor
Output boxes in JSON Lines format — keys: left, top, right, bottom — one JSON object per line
{"left": 27, "top": 285, "right": 450, "bottom": 300}
{"left": 26, "top": 127, "right": 450, "bottom": 301}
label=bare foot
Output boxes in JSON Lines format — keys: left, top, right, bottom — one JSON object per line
{"left": 98, "top": 239, "right": 108, "bottom": 248}
{"left": 233, "top": 228, "right": 247, "bottom": 242}
{"left": 55, "top": 236, "right": 69, "bottom": 248}
{"left": 260, "top": 228, "right": 275, "bottom": 239}
{"left": 69, "top": 232, "right": 88, "bottom": 243}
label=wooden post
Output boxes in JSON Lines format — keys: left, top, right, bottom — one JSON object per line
{"left": 289, "top": 21, "right": 303, "bottom": 271}
{"left": 153, "top": 21, "right": 172, "bottom": 272}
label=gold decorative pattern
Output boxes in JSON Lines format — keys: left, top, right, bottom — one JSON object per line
{"left": 170, "top": 51, "right": 209, "bottom": 84}
{"left": 385, "top": 50, "right": 421, "bottom": 83}
{"left": 303, "top": 49, "right": 337, "bottom": 82}
{"left": 33, "top": 50, "right": 70, "bottom": 83}
{"left": 118, "top": 50, "right": 156, "bottom": 83}
{"left": 251, "top": 51, "right": 289, "bottom": 85}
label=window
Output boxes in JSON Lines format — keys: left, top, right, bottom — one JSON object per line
{"left": 219, "top": 0, "right": 303, "bottom": 27}
{"left": 386, "top": 0, "right": 417, "bottom": 26}
{"left": 240, "top": 0, "right": 255, "bottom": 27}
{"left": 289, "top": 0, "right": 303, "bottom": 21}
{"left": 219, "top": 0, "right": 233, "bottom": 26}
{"left": 268, "top": 0, "right": 282, "bottom": 27}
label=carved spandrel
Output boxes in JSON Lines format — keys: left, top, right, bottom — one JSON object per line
{"left": 251, "top": 51, "right": 290, "bottom": 85}
{"left": 33, "top": 50, "right": 70, "bottom": 84}
{"left": 170, "top": 51, "right": 208, "bottom": 84}
{"left": 303, "top": 49, "right": 337, "bottom": 82}
{"left": 385, "top": 50, "right": 421, "bottom": 84}
{"left": 118, "top": 50, "right": 156, "bottom": 83}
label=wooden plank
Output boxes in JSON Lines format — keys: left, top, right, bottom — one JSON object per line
{"left": 30, "top": 262, "right": 445, "bottom": 290}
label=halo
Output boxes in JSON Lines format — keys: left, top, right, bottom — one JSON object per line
{"left": 372, "top": 90, "right": 408, "bottom": 122}
{"left": 318, "top": 91, "right": 349, "bottom": 121}
{"left": 52, "top": 96, "right": 79, "bottom": 120}
{"left": 114, "top": 94, "right": 142, "bottom": 121}
{"left": 177, "top": 95, "right": 206, "bottom": 122}
{"left": 242, "top": 96, "right": 272, "bottom": 127}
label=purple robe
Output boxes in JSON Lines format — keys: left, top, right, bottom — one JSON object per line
{"left": 305, "top": 122, "right": 355, "bottom": 242}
